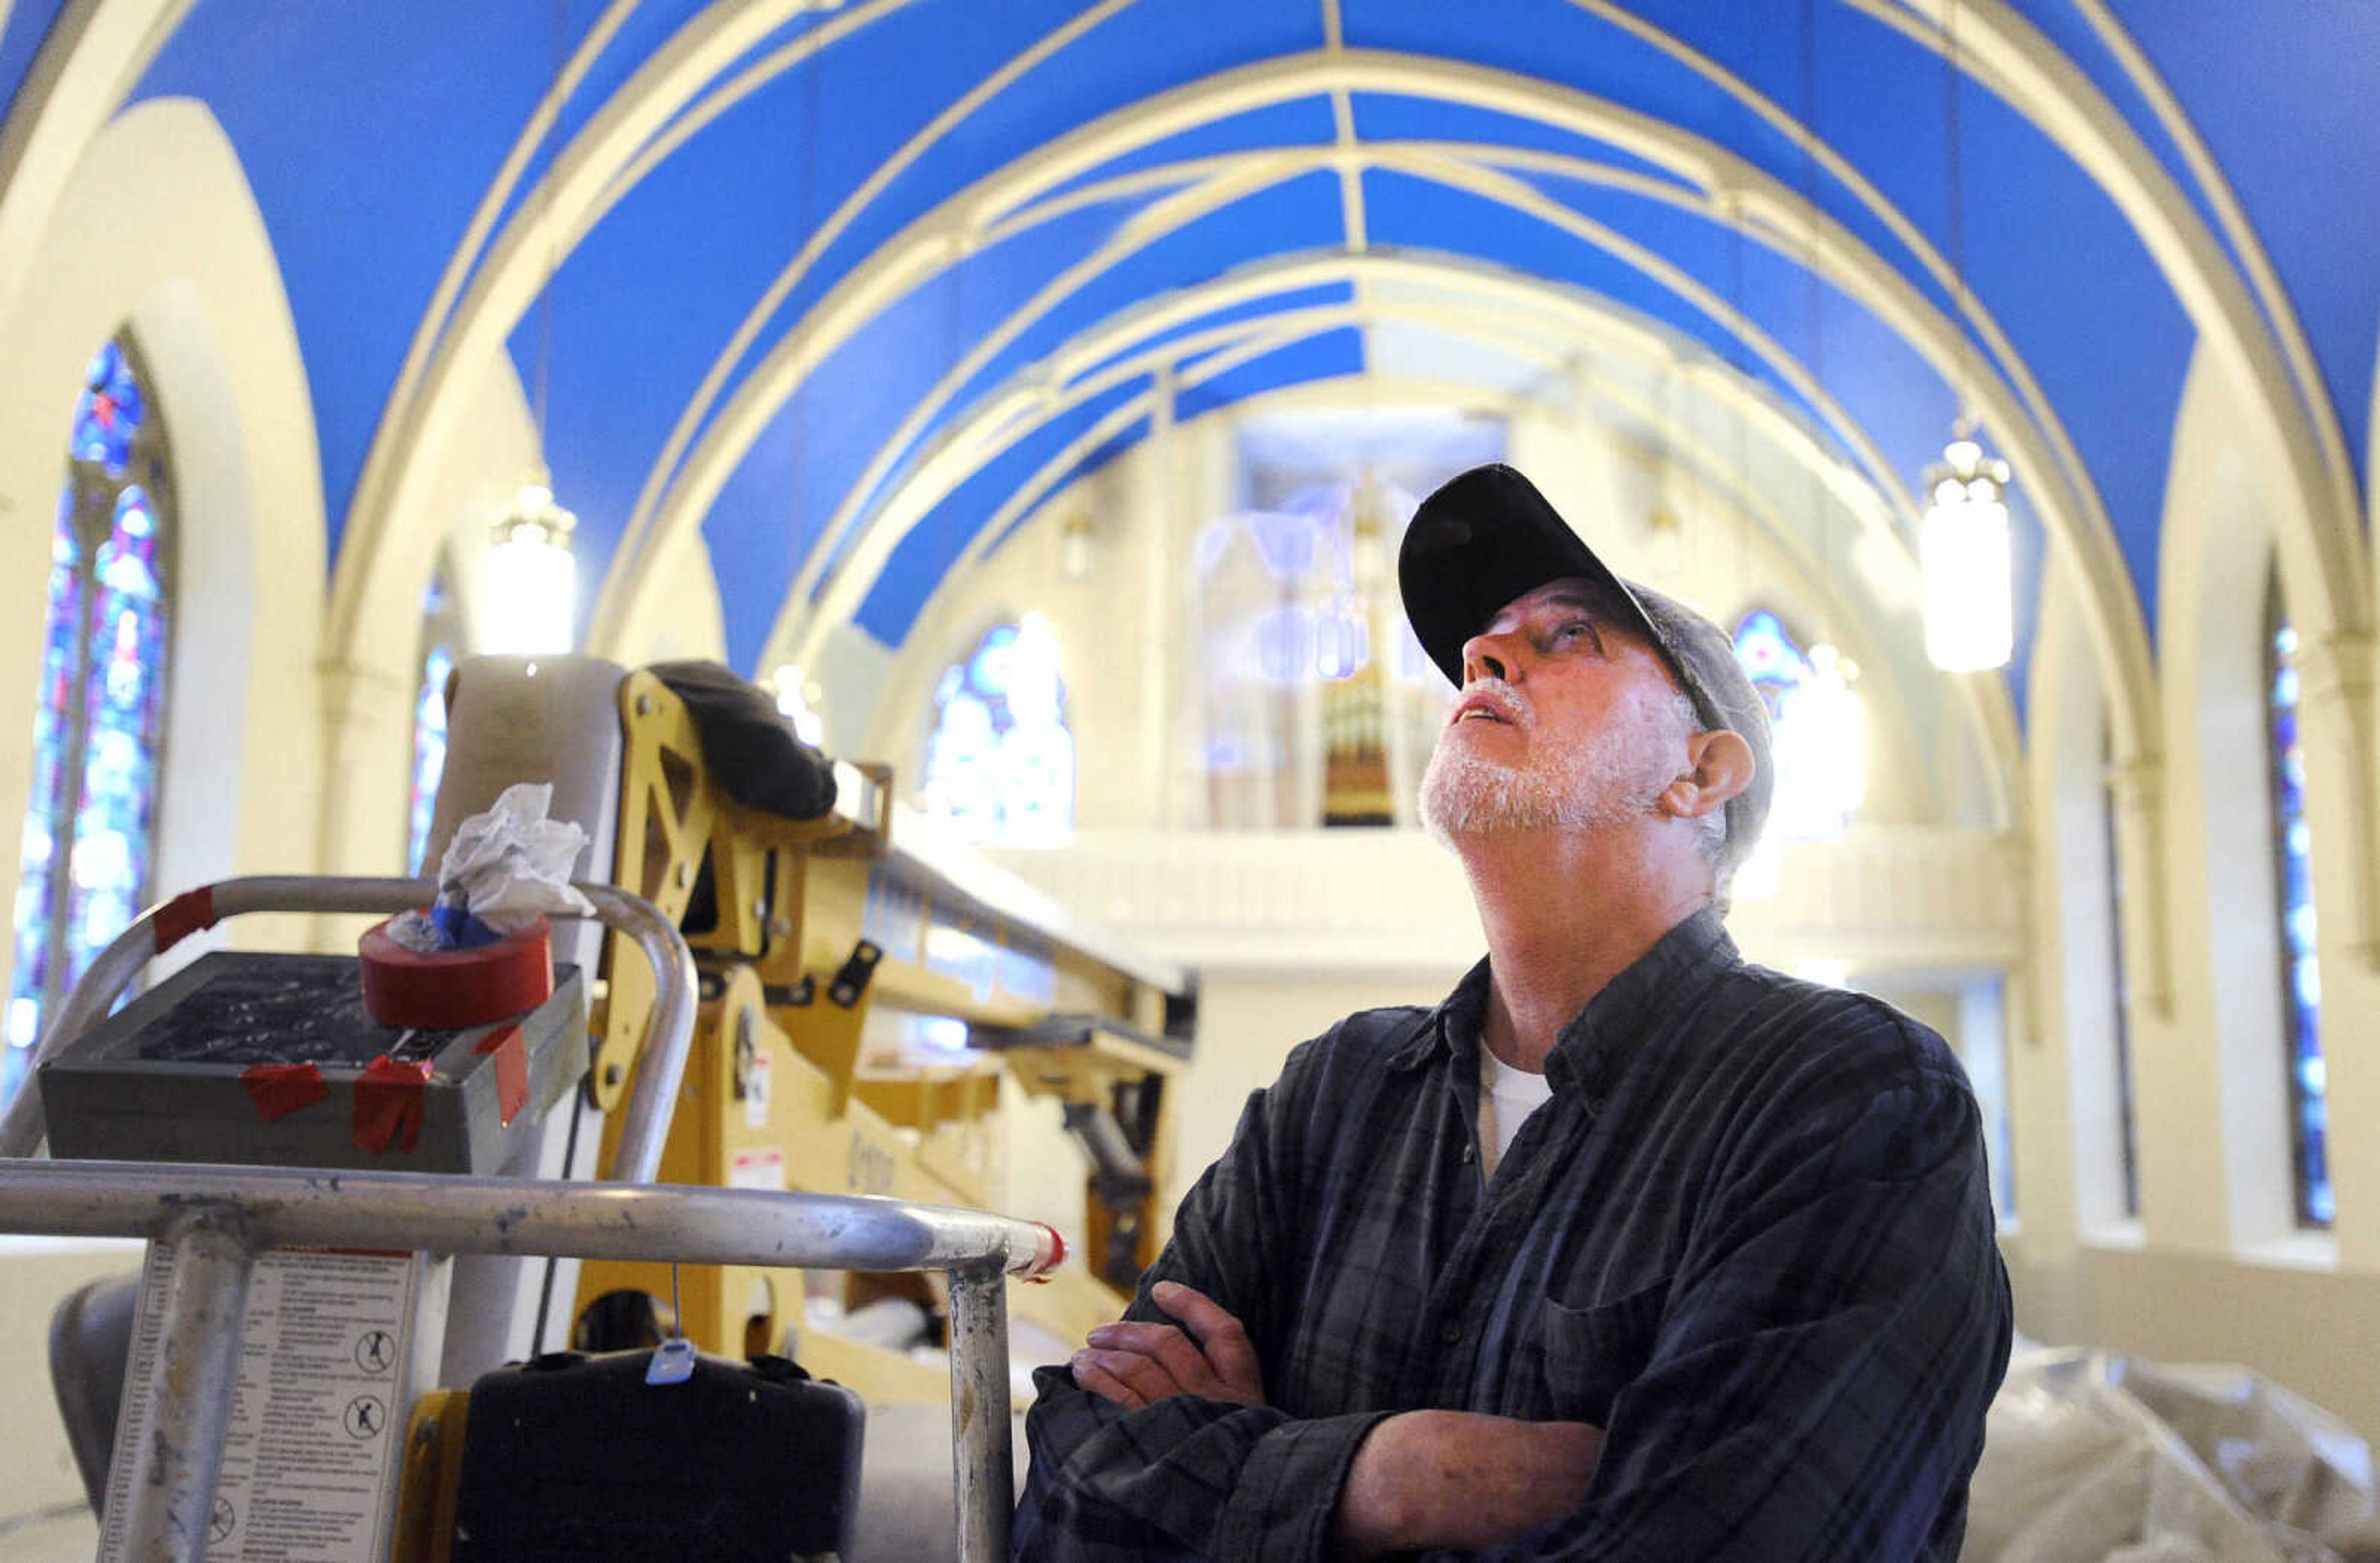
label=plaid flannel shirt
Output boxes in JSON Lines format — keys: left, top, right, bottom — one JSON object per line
{"left": 1013, "top": 910, "right": 2011, "bottom": 1562}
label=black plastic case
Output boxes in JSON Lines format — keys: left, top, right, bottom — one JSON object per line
{"left": 450, "top": 1348, "right": 865, "bottom": 1561}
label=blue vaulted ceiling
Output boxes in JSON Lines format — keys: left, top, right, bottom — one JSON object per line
{"left": 2, "top": 0, "right": 2372, "bottom": 697}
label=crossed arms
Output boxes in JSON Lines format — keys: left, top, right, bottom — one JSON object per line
{"left": 1071, "top": 1279, "right": 1605, "bottom": 1557}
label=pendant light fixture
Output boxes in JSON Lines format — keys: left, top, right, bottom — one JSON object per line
{"left": 1920, "top": 437, "right": 2014, "bottom": 670}
{"left": 1921, "top": 0, "right": 2015, "bottom": 672}
{"left": 486, "top": 0, "right": 579, "bottom": 658}
{"left": 484, "top": 472, "right": 579, "bottom": 656}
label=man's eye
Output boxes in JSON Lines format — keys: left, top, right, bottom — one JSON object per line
{"left": 1556, "top": 620, "right": 1593, "bottom": 641}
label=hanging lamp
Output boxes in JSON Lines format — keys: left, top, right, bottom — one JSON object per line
{"left": 487, "top": 2, "right": 579, "bottom": 657}
{"left": 483, "top": 470, "right": 578, "bottom": 656}
{"left": 1919, "top": 436, "right": 2014, "bottom": 671}
{"left": 1921, "top": 0, "right": 2015, "bottom": 673}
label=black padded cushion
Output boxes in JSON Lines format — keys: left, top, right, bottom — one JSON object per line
{"left": 650, "top": 661, "right": 837, "bottom": 822}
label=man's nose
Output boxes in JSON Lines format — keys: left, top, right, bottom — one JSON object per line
{"left": 1462, "top": 627, "right": 1522, "bottom": 684}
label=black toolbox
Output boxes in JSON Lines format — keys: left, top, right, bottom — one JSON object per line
{"left": 450, "top": 1348, "right": 864, "bottom": 1561}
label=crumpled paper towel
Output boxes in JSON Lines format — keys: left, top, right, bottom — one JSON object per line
{"left": 387, "top": 782, "right": 596, "bottom": 951}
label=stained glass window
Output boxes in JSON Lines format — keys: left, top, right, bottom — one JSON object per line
{"left": 1733, "top": 609, "right": 1808, "bottom": 723}
{"left": 407, "top": 566, "right": 462, "bottom": 874}
{"left": 1733, "top": 608, "right": 1864, "bottom": 840}
{"left": 6, "top": 338, "right": 173, "bottom": 1105}
{"left": 2102, "top": 724, "right": 2141, "bottom": 1220}
{"left": 2263, "top": 574, "right": 2330, "bottom": 1228}
{"left": 921, "top": 615, "right": 1073, "bottom": 845}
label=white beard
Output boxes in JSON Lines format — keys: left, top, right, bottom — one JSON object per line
{"left": 1420, "top": 684, "right": 1676, "bottom": 845}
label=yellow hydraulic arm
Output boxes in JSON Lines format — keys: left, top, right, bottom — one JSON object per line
{"left": 574, "top": 672, "right": 1192, "bottom": 1399}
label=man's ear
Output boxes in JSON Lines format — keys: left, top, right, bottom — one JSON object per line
{"left": 1659, "top": 729, "right": 1755, "bottom": 821}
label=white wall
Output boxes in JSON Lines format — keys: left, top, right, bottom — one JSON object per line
{"left": 1171, "top": 968, "right": 1472, "bottom": 1200}
{"left": 2006, "top": 341, "right": 2380, "bottom": 1443}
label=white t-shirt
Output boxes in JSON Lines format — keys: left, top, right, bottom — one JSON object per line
{"left": 1477, "top": 1044, "right": 1554, "bottom": 1181}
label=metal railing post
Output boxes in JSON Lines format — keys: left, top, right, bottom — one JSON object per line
{"left": 571, "top": 883, "right": 697, "bottom": 1183}
{"left": 118, "top": 1209, "right": 255, "bottom": 1563}
{"left": 947, "top": 1261, "right": 1015, "bottom": 1563}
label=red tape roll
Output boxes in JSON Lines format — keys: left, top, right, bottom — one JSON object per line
{"left": 353, "top": 1055, "right": 434, "bottom": 1155}
{"left": 357, "top": 915, "right": 553, "bottom": 1030}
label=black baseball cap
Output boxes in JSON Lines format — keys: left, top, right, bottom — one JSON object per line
{"left": 1398, "top": 463, "right": 1773, "bottom": 880}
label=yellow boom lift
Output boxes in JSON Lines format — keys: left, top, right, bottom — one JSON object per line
{"left": 433, "top": 660, "right": 1194, "bottom": 1402}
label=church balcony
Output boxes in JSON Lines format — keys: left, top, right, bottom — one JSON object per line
{"left": 985, "top": 827, "right": 2025, "bottom": 979}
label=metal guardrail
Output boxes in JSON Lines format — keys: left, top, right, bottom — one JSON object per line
{"left": 0, "top": 876, "right": 1057, "bottom": 1562}
{"left": 0, "top": 1161, "right": 1057, "bottom": 1563}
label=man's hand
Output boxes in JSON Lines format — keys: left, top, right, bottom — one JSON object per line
{"left": 1069, "top": 1280, "right": 1265, "bottom": 1409}
{"left": 1335, "top": 1410, "right": 1604, "bottom": 1559}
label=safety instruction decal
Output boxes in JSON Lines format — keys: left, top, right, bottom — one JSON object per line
{"left": 729, "top": 1146, "right": 787, "bottom": 1191}
{"left": 101, "top": 1246, "right": 423, "bottom": 1563}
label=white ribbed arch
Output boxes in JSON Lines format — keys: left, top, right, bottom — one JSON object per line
{"left": 303, "top": 0, "right": 2368, "bottom": 906}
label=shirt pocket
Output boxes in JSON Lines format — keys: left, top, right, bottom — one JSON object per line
{"left": 1535, "top": 1276, "right": 1668, "bottom": 1427}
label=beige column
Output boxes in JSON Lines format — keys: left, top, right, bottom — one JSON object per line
{"left": 2102, "top": 754, "right": 2205, "bottom": 1251}
{"left": 313, "top": 654, "right": 416, "bottom": 892}
{"left": 2105, "top": 753, "right": 2172, "bottom": 1023}
{"left": 2002, "top": 953, "right": 2075, "bottom": 1231}
{"left": 2121, "top": 742, "right": 2242, "bottom": 1256}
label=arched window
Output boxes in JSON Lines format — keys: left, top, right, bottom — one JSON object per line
{"left": 921, "top": 614, "right": 1074, "bottom": 845}
{"left": 1732, "top": 609, "right": 1862, "bottom": 842}
{"left": 2100, "top": 724, "right": 2141, "bottom": 1220}
{"left": 5, "top": 338, "right": 174, "bottom": 1101}
{"left": 1733, "top": 609, "right": 1809, "bottom": 721}
{"left": 407, "top": 565, "right": 464, "bottom": 874}
{"left": 2263, "top": 573, "right": 2330, "bottom": 1228}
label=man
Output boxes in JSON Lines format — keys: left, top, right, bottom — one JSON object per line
{"left": 1013, "top": 464, "right": 2011, "bottom": 1561}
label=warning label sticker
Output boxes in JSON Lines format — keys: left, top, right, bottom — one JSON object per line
{"left": 729, "top": 1147, "right": 787, "bottom": 1191}
{"left": 102, "top": 1247, "right": 422, "bottom": 1563}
